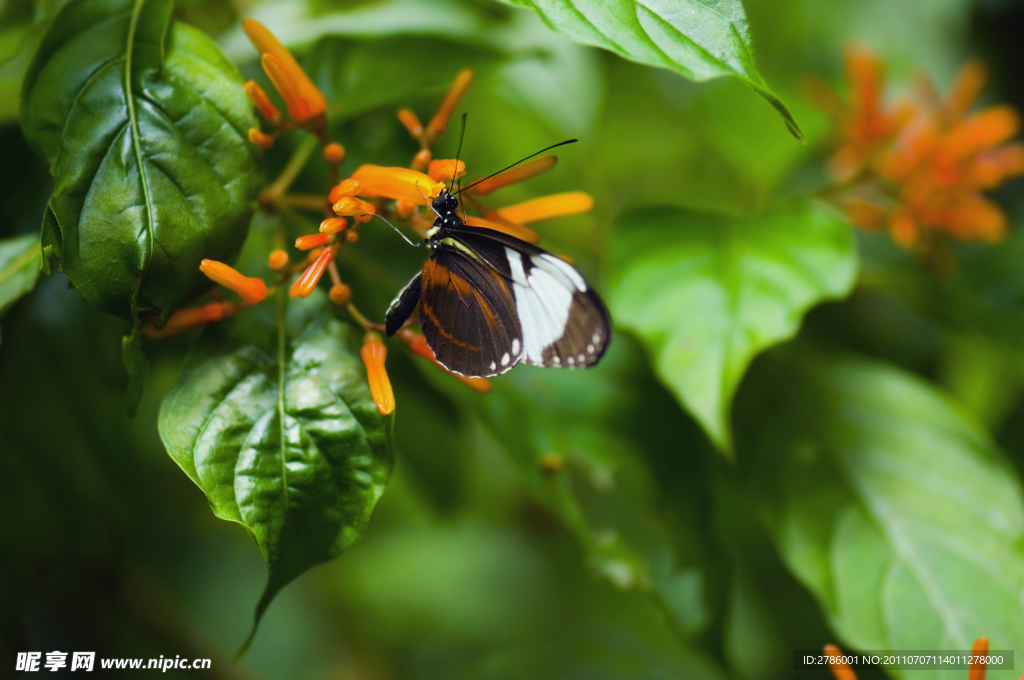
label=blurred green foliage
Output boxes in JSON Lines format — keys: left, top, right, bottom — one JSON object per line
{"left": 4, "top": 0, "right": 1024, "bottom": 678}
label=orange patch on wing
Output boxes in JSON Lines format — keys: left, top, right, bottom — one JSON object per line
{"left": 420, "top": 260, "right": 482, "bottom": 351}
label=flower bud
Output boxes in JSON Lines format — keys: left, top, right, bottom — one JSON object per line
{"left": 245, "top": 81, "right": 281, "bottom": 123}
{"left": 823, "top": 645, "right": 856, "bottom": 680}
{"left": 323, "top": 142, "right": 345, "bottom": 165}
{"left": 261, "top": 53, "right": 311, "bottom": 122}
{"left": 361, "top": 332, "right": 395, "bottom": 415}
{"left": 428, "top": 159, "right": 466, "bottom": 183}
{"left": 333, "top": 197, "right": 376, "bottom": 217}
{"left": 468, "top": 155, "right": 557, "bottom": 195}
{"left": 243, "top": 19, "right": 326, "bottom": 119}
{"left": 248, "top": 128, "right": 274, "bottom": 149}
{"left": 329, "top": 283, "right": 351, "bottom": 305}
{"left": 426, "top": 69, "right": 473, "bottom": 143}
{"left": 142, "top": 301, "right": 240, "bottom": 339}
{"left": 398, "top": 108, "right": 423, "bottom": 138}
{"left": 200, "top": 259, "right": 267, "bottom": 304}
{"left": 267, "top": 249, "right": 290, "bottom": 272}
{"left": 290, "top": 247, "right": 334, "bottom": 298}
{"left": 328, "top": 179, "right": 360, "bottom": 204}
{"left": 295, "top": 233, "right": 330, "bottom": 250}
{"left": 319, "top": 217, "right": 348, "bottom": 234}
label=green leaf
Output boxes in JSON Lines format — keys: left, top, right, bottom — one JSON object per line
{"left": 737, "top": 351, "right": 1024, "bottom": 669}
{"left": 158, "top": 292, "right": 393, "bottom": 653}
{"left": 503, "top": 0, "right": 803, "bottom": 138}
{"left": 306, "top": 35, "right": 506, "bottom": 122}
{"left": 609, "top": 201, "right": 857, "bottom": 453}
{"left": 0, "top": 233, "right": 41, "bottom": 318}
{"left": 21, "top": 0, "right": 261, "bottom": 321}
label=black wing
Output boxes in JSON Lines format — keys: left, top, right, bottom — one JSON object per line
{"left": 419, "top": 244, "right": 523, "bottom": 377}
{"left": 385, "top": 271, "right": 422, "bottom": 336}
{"left": 447, "top": 225, "right": 611, "bottom": 369}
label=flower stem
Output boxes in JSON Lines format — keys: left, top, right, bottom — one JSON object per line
{"left": 262, "top": 136, "right": 318, "bottom": 206}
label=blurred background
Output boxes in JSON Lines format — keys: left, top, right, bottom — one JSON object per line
{"left": 3, "top": 0, "right": 1024, "bottom": 678}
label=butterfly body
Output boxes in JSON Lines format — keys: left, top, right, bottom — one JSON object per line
{"left": 385, "top": 189, "right": 611, "bottom": 378}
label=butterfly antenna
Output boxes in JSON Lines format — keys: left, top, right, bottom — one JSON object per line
{"left": 451, "top": 112, "right": 467, "bottom": 193}
{"left": 417, "top": 183, "right": 442, "bottom": 218}
{"left": 456, "top": 139, "right": 578, "bottom": 195}
{"left": 365, "top": 214, "right": 424, "bottom": 247}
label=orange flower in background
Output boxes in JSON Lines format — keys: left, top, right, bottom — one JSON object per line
{"left": 816, "top": 45, "right": 1024, "bottom": 249}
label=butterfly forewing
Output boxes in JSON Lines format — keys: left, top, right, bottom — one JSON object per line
{"left": 419, "top": 246, "right": 523, "bottom": 377}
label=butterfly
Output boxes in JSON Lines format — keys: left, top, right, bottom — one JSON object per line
{"left": 380, "top": 140, "right": 611, "bottom": 378}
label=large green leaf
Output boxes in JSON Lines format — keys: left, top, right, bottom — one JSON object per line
{"left": 158, "top": 293, "right": 393, "bottom": 653}
{"left": 609, "top": 201, "right": 857, "bottom": 453}
{"left": 21, "top": 0, "right": 261, "bottom": 321}
{"left": 0, "top": 233, "right": 41, "bottom": 318}
{"left": 737, "top": 351, "right": 1024, "bottom": 674}
{"left": 503, "top": 0, "right": 802, "bottom": 138}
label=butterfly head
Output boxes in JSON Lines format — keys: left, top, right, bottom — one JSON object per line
{"left": 431, "top": 190, "right": 462, "bottom": 229}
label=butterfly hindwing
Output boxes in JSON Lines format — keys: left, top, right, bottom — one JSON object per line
{"left": 447, "top": 226, "right": 611, "bottom": 369}
{"left": 419, "top": 245, "right": 523, "bottom": 377}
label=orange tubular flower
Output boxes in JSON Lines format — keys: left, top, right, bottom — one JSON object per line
{"left": 290, "top": 247, "right": 334, "bottom": 298}
{"left": 333, "top": 197, "right": 376, "bottom": 218}
{"left": 295, "top": 233, "right": 330, "bottom": 250}
{"left": 398, "top": 108, "right": 423, "bottom": 138}
{"left": 350, "top": 165, "right": 443, "bottom": 204}
{"left": 969, "top": 638, "right": 988, "bottom": 680}
{"left": 267, "top": 249, "right": 290, "bottom": 272}
{"left": 261, "top": 54, "right": 311, "bottom": 123}
{"left": 468, "top": 155, "right": 557, "bottom": 195}
{"left": 328, "top": 179, "right": 360, "bottom": 204}
{"left": 397, "top": 329, "right": 491, "bottom": 393}
{"left": 142, "top": 301, "right": 240, "bottom": 339}
{"left": 464, "top": 215, "right": 540, "bottom": 244}
{"left": 319, "top": 217, "right": 348, "bottom": 234}
{"left": 245, "top": 81, "right": 280, "bottom": 124}
{"left": 428, "top": 159, "right": 466, "bottom": 183}
{"left": 823, "top": 645, "right": 857, "bottom": 680}
{"left": 496, "top": 192, "right": 594, "bottom": 224}
{"left": 361, "top": 332, "right": 395, "bottom": 415}
{"left": 426, "top": 69, "right": 473, "bottom": 142}
{"left": 248, "top": 128, "right": 274, "bottom": 149}
{"left": 243, "top": 19, "right": 326, "bottom": 121}
{"left": 200, "top": 260, "right": 267, "bottom": 304}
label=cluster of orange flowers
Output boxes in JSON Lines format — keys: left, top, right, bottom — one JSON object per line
{"left": 815, "top": 45, "right": 1024, "bottom": 248}
{"left": 142, "top": 20, "right": 594, "bottom": 416}
{"left": 824, "top": 638, "right": 1018, "bottom": 680}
